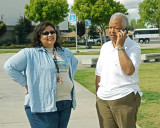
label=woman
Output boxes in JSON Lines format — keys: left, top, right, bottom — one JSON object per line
{"left": 4, "top": 21, "right": 78, "bottom": 128}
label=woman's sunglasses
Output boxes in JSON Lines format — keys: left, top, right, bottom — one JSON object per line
{"left": 42, "top": 30, "right": 56, "bottom": 35}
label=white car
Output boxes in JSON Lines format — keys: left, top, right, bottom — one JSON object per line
{"left": 88, "top": 37, "right": 99, "bottom": 42}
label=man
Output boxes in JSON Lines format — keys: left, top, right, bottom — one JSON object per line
{"left": 95, "top": 12, "right": 142, "bottom": 128}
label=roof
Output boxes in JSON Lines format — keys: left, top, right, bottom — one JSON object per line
{"left": 64, "top": 31, "right": 76, "bottom": 38}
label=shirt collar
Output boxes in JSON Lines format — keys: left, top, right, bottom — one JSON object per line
{"left": 37, "top": 46, "right": 46, "bottom": 52}
{"left": 124, "top": 36, "right": 131, "bottom": 47}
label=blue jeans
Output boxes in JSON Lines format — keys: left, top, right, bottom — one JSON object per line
{"left": 25, "top": 100, "right": 72, "bottom": 128}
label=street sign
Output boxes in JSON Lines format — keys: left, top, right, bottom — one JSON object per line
{"left": 69, "top": 13, "right": 76, "bottom": 22}
{"left": 85, "top": 19, "right": 91, "bottom": 26}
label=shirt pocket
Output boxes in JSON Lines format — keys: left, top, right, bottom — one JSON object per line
{"left": 112, "top": 59, "right": 123, "bottom": 79}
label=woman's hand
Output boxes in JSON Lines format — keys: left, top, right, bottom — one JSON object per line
{"left": 25, "top": 85, "right": 28, "bottom": 95}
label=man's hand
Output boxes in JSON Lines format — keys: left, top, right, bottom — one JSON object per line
{"left": 96, "top": 76, "right": 100, "bottom": 92}
{"left": 25, "top": 85, "right": 28, "bottom": 95}
{"left": 116, "top": 30, "right": 127, "bottom": 48}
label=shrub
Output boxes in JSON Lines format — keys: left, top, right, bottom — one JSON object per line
{"left": 61, "top": 43, "right": 76, "bottom": 47}
{"left": 93, "top": 43, "right": 101, "bottom": 46}
{"left": 0, "top": 21, "right": 7, "bottom": 36}
{"left": 15, "top": 16, "right": 34, "bottom": 44}
{"left": 0, "top": 39, "right": 16, "bottom": 46}
{"left": 0, "top": 44, "right": 30, "bottom": 49}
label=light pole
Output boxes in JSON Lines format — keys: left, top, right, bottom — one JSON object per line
{"left": 75, "top": 16, "right": 79, "bottom": 53}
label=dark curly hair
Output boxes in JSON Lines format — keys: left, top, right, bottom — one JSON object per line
{"left": 31, "top": 21, "right": 61, "bottom": 49}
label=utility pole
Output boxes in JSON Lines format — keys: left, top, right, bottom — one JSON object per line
{"left": 85, "top": 26, "right": 88, "bottom": 48}
{"left": 75, "top": 17, "right": 79, "bottom": 53}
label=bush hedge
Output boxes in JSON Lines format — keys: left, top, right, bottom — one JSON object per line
{"left": 0, "top": 44, "right": 30, "bottom": 49}
{"left": 0, "top": 41, "right": 101, "bottom": 49}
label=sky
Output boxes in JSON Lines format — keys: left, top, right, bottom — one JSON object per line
{"left": 0, "top": 0, "right": 30, "bottom": 25}
{"left": 67, "top": 0, "right": 144, "bottom": 20}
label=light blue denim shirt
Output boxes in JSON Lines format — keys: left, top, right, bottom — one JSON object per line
{"left": 4, "top": 46, "right": 78, "bottom": 112}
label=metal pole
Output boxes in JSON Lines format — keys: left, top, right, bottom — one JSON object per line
{"left": 75, "top": 17, "right": 78, "bottom": 52}
{"left": 85, "top": 25, "right": 87, "bottom": 48}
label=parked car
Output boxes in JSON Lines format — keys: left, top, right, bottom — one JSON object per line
{"left": 88, "top": 37, "right": 99, "bottom": 42}
{"left": 96, "top": 36, "right": 110, "bottom": 43}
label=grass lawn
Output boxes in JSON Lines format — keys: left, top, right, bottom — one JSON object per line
{"left": 69, "top": 46, "right": 101, "bottom": 50}
{"left": 74, "top": 51, "right": 100, "bottom": 55}
{"left": 0, "top": 49, "right": 21, "bottom": 53}
{"left": 74, "top": 47, "right": 160, "bottom": 55}
{"left": 141, "top": 48, "right": 160, "bottom": 54}
{"left": 1, "top": 47, "right": 160, "bottom": 55}
{"left": 74, "top": 63, "right": 160, "bottom": 128}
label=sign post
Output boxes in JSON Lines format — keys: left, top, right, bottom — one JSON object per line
{"left": 85, "top": 19, "right": 92, "bottom": 48}
{"left": 69, "top": 12, "right": 79, "bottom": 53}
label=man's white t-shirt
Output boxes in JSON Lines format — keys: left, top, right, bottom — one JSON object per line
{"left": 95, "top": 37, "right": 142, "bottom": 100}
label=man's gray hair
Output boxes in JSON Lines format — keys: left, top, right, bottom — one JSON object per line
{"left": 110, "top": 12, "right": 128, "bottom": 28}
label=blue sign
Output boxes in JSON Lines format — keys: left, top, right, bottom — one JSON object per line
{"left": 85, "top": 19, "right": 91, "bottom": 26}
{"left": 69, "top": 13, "right": 76, "bottom": 22}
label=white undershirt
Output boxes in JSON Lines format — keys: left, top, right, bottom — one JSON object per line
{"left": 95, "top": 37, "right": 142, "bottom": 100}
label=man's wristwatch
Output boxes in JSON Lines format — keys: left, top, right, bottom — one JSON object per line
{"left": 117, "top": 46, "right": 125, "bottom": 51}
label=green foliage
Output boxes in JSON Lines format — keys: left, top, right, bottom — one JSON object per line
{"left": 129, "top": 19, "right": 137, "bottom": 31}
{"left": 0, "top": 44, "right": 29, "bottom": 50}
{"left": 141, "top": 48, "right": 160, "bottom": 54}
{"left": 74, "top": 68, "right": 96, "bottom": 94}
{"left": 72, "top": 0, "right": 128, "bottom": 43}
{"left": 128, "top": 18, "right": 147, "bottom": 30}
{"left": 61, "top": 43, "right": 76, "bottom": 47}
{"left": 25, "top": 0, "right": 69, "bottom": 25}
{"left": 137, "top": 19, "right": 147, "bottom": 29}
{"left": 69, "top": 24, "right": 76, "bottom": 32}
{"left": 0, "top": 49, "right": 21, "bottom": 53}
{"left": 77, "top": 21, "right": 85, "bottom": 37}
{"left": 15, "top": 16, "right": 34, "bottom": 44}
{"left": 0, "top": 21, "right": 7, "bottom": 37}
{"left": 88, "top": 25, "right": 99, "bottom": 40}
{"left": 74, "top": 51, "right": 100, "bottom": 55}
{"left": 0, "top": 39, "right": 16, "bottom": 46}
{"left": 137, "top": 63, "right": 160, "bottom": 127}
{"left": 72, "top": 0, "right": 128, "bottom": 26}
{"left": 139, "top": 0, "right": 160, "bottom": 28}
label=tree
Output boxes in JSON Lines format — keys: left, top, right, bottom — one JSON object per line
{"left": 88, "top": 25, "right": 99, "bottom": 41}
{"left": 24, "top": 0, "right": 69, "bottom": 25}
{"left": 77, "top": 21, "right": 85, "bottom": 37}
{"left": 15, "top": 16, "right": 34, "bottom": 44}
{"left": 128, "top": 18, "right": 147, "bottom": 30}
{"left": 69, "top": 24, "right": 75, "bottom": 32}
{"left": 72, "top": 0, "right": 127, "bottom": 44}
{"left": 128, "top": 18, "right": 147, "bottom": 31}
{"left": 0, "top": 21, "right": 7, "bottom": 37}
{"left": 128, "top": 19, "right": 137, "bottom": 31}
{"left": 139, "top": 0, "right": 160, "bottom": 29}
{"left": 137, "top": 19, "right": 147, "bottom": 29}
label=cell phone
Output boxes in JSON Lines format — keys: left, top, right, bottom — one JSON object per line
{"left": 123, "top": 28, "right": 128, "bottom": 34}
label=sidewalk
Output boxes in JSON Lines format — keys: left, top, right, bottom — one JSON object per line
{"left": 0, "top": 53, "right": 99, "bottom": 128}
{"left": 0, "top": 52, "right": 141, "bottom": 128}
{"left": 68, "top": 81, "right": 99, "bottom": 128}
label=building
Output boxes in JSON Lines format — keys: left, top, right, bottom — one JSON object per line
{"left": 0, "top": 0, "right": 69, "bottom": 43}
